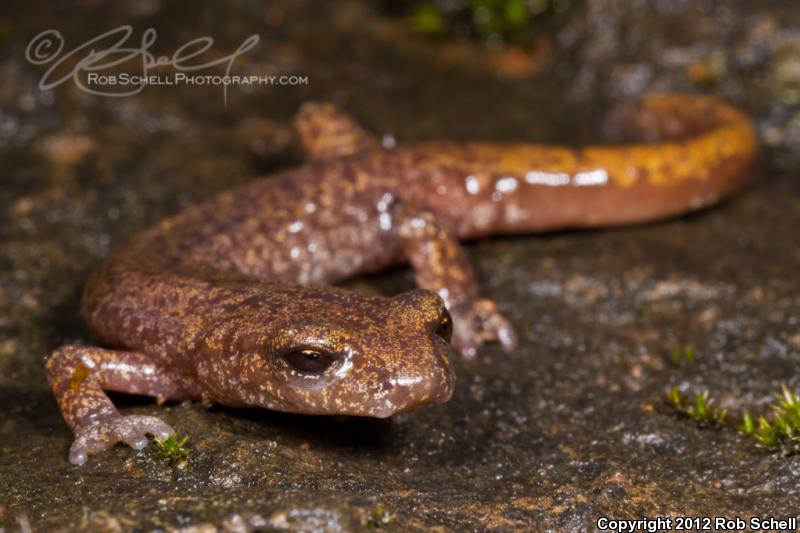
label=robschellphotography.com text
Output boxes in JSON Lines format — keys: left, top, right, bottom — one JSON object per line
{"left": 85, "top": 73, "right": 309, "bottom": 88}
{"left": 24, "top": 25, "right": 312, "bottom": 105}
{"left": 596, "top": 515, "right": 797, "bottom": 532}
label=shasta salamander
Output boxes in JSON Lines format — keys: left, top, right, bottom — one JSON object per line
{"left": 45, "top": 93, "right": 757, "bottom": 464}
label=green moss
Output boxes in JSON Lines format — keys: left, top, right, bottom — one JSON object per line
{"left": 151, "top": 433, "right": 191, "bottom": 467}
{"left": 666, "top": 387, "right": 727, "bottom": 428}
{"left": 666, "top": 383, "right": 800, "bottom": 455}
{"left": 743, "top": 385, "right": 800, "bottom": 454}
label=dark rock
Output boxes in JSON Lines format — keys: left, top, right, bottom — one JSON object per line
{"left": 1, "top": 0, "right": 798, "bottom": 530}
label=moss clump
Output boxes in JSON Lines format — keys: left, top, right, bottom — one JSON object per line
{"left": 414, "top": 3, "right": 447, "bottom": 36}
{"left": 666, "top": 387, "right": 727, "bottom": 428}
{"left": 740, "top": 385, "right": 800, "bottom": 455}
{"left": 411, "top": 0, "right": 574, "bottom": 44}
{"left": 151, "top": 433, "right": 191, "bottom": 467}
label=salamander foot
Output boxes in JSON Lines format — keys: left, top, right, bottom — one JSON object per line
{"left": 68, "top": 415, "right": 174, "bottom": 465}
{"left": 451, "top": 298, "right": 518, "bottom": 358}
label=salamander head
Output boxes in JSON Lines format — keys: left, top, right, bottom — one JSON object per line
{"left": 207, "top": 287, "right": 456, "bottom": 417}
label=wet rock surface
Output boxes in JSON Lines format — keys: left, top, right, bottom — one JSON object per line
{"left": 1, "top": 0, "right": 799, "bottom": 530}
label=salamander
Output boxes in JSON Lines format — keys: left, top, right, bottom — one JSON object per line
{"left": 45, "top": 94, "right": 757, "bottom": 464}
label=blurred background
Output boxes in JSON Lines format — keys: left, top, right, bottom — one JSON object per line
{"left": 1, "top": 1, "right": 799, "bottom": 530}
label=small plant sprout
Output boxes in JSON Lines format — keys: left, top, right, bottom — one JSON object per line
{"left": 366, "top": 504, "right": 394, "bottom": 529}
{"left": 739, "top": 411, "right": 755, "bottom": 436}
{"left": 151, "top": 433, "right": 191, "bottom": 466}
{"left": 669, "top": 345, "right": 696, "bottom": 367}
{"left": 666, "top": 386, "right": 727, "bottom": 428}
{"left": 754, "top": 416, "right": 780, "bottom": 448}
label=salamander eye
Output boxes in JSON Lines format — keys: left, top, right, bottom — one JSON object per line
{"left": 282, "top": 348, "right": 336, "bottom": 374}
{"left": 434, "top": 309, "right": 453, "bottom": 343}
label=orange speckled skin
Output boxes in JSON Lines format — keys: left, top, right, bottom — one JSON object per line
{"left": 45, "top": 94, "right": 756, "bottom": 464}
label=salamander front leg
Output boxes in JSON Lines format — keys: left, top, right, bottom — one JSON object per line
{"left": 393, "top": 204, "right": 518, "bottom": 357}
{"left": 44, "top": 345, "right": 200, "bottom": 465}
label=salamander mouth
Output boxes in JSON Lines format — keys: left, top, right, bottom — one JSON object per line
{"left": 368, "top": 370, "right": 456, "bottom": 418}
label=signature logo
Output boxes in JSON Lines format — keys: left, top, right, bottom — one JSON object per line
{"left": 25, "top": 25, "right": 260, "bottom": 105}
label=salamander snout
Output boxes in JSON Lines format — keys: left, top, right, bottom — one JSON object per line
{"left": 359, "top": 289, "right": 458, "bottom": 416}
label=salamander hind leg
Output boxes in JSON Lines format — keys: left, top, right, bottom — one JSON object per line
{"left": 393, "top": 203, "right": 518, "bottom": 358}
{"left": 44, "top": 345, "right": 199, "bottom": 465}
{"left": 292, "top": 101, "right": 379, "bottom": 163}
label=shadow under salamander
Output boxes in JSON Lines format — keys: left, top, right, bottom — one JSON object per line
{"left": 216, "top": 404, "right": 398, "bottom": 452}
